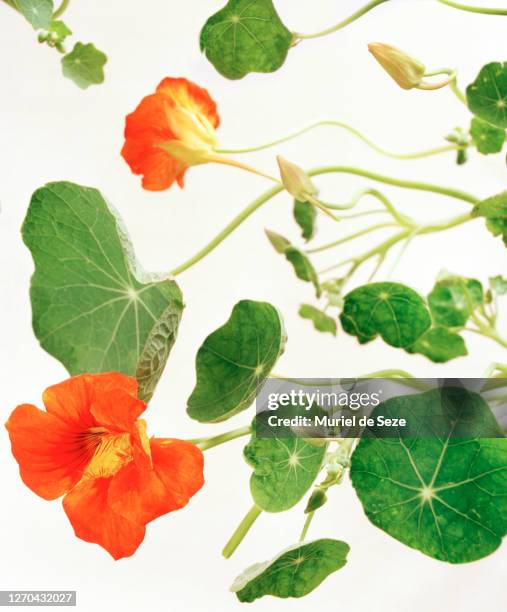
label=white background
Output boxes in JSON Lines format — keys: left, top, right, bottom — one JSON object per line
{"left": 1, "top": 1, "right": 507, "bottom": 610}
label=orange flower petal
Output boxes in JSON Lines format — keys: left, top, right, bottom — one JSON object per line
{"left": 156, "top": 77, "right": 220, "bottom": 130}
{"left": 63, "top": 477, "right": 146, "bottom": 560}
{"left": 108, "top": 438, "right": 204, "bottom": 526}
{"left": 90, "top": 390, "right": 146, "bottom": 432}
{"left": 5, "top": 404, "right": 89, "bottom": 500}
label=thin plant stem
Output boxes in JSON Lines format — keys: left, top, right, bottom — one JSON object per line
{"left": 300, "top": 512, "right": 315, "bottom": 541}
{"left": 293, "top": 0, "right": 390, "bottom": 40}
{"left": 53, "top": 0, "right": 70, "bottom": 18}
{"left": 223, "top": 505, "right": 262, "bottom": 559}
{"left": 306, "top": 222, "right": 396, "bottom": 254}
{"left": 215, "top": 119, "right": 458, "bottom": 160}
{"left": 190, "top": 425, "right": 252, "bottom": 451}
{"left": 437, "top": 0, "right": 507, "bottom": 14}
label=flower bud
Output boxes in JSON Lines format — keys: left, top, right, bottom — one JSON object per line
{"left": 368, "top": 43, "right": 426, "bottom": 90}
{"left": 277, "top": 155, "right": 317, "bottom": 202}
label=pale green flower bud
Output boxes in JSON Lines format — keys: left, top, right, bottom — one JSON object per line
{"left": 368, "top": 42, "right": 426, "bottom": 90}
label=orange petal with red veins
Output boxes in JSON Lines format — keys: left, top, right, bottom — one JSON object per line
{"left": 108, "top": 439, "right": 204, "bottom": 526}
{"left": 63, "top": 477, "right": 146, "bottom": 560}
{"left": 5, "top": 404, "right": 89, "bottom": 500}
{"left": 156, "top": 77, "right": 220, "bottom": 130}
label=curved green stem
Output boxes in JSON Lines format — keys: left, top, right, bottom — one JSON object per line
{"left": 53, "top": 0, "right": 70, "bottom": 18}
{"left": 190, "top": 425, "right": 252, "bottom": 451}
{"left": 437, "top": 0, "right": 507, "bottom": 14}
{"left": 468, "top": 314, "right": 507, "bottom": 350}
{"left": 215, "top": 120, "right": 458, "bottom": 160}
{"left": 223, "top": 505, "right": 262, "bottom": 559}
{"left": 300, "top": 512, "right": 315, "bottom": 541}
{"left": 307, "top": 222, "right": 396, "bottom": 254}
{"left": 307, "top": 166, "right": 479, "bottom": 205}
{"left": 293, "top": 0, "right": 389, "bottom": 40}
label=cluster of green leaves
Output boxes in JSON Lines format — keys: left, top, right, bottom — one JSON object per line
{"left": 4, "top": 0, "right": 106, "bottom": 88}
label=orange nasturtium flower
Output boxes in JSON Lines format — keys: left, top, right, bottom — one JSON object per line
{"left": 121, "top": 77, "right": 221, "bottom": 191}
{"left": 5, "top": 373, "right": 204, "bottom": 560}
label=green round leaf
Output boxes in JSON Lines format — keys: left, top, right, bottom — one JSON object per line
{"left": 470, "top": 117, "right": 505, "bottom": 155}
{"left": 12, "top": 0, "right": 53, "bottom": 29}
{"left": 62, "top": 42, "right": 107, "bottom": 89}
{"left": 244, "top": 423, "right": 327, "bottom": 512}
{"left": 428, "top": 275, "right": 483, "bottom": 328}
{"left": 340, "top": 282, "right": 431, "bottom": 349}
{"left": 473, "top": 191, "right": 507, "bottom": 247}
{"left": 407, "top": 327, "right": 467, "bottom": 363}
{"left": 294, "top": 199, "right": 317, "bottom": 242}
{"left": 22, "top": 182, "right": 184, "bottom": 402}
{"left": 200, "top": 0, "right": 293, "bottom": 80}
{"left": 187, "top": 300, "right": 286, "bottom": 423}
{"left": 231, "top": 539, "right": 350, "bottom": 602}
{"left": 299, "top": 304, "right": 337, "bottom": 336}
{"left": 490, "top": 275, "right": 507, "bottom": 295}
{"left": 351, "top": 387, "right": 507, "bottom": 563}
{"left": 467, "top": 62, "right": 507, "bottom": 129}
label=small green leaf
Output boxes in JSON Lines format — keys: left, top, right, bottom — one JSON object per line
{"left": 407, "top": 327, "right": 467, "bottom": 363}
{"left": 294, "top": 199, "right": 317, "bottom": 241}
{"left": 340, "top": 282, "right": 431, "bottom": 349}
{"left": 470, "top": 117, "right": 505, "bottom": 154}
{"left": 200, "top": 0, "right": 293, "bottom": 80}
{"left": 266, "top": 230, "right": 321, "bottom": 297}
{"left": 428, "top": 275, "right": 483, "bottom": 328}
{"left": 22, "top": 182, "right": 184, "bottom": 402}
{"left": 231, "top": 539, "right": 349, "bottom": 602}
{"left": 187, "top": 300, "right": 286, "bottom": 423}
{"left": 467, "top": 62, "right": 507, "bottom": 129}
{"left": 351, "top": 387, "right": 507, "bottom": 563}
{"left": 12, "top": 0, "right": 53, "bottom": 29}
{"left": 490, "top": 275, "right": 507, "bottom": 295}
{"left": 62, "top": 42, "right": 107, "bottom": 89}
{"left": 473, "top": 192, "right": 507, "bottom": 247}
{"left": 245, "top": 417, "right": 327, "bottom": 512}
{"left": 299, "top": 304, "right": 337, "bottom": 336}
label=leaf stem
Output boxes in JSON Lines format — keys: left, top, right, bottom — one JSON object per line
{"left": 53, "top": 0, "right": 70, "bottom": 18}
{"left": 215, "top": 120, "right": 458, "bottom": 160}
{"left": 299, "top": 512, "right": 315, "bottom": 541}
{"left": 437, "top": 0, "right": 507, "bottom": 14}
{"left": 306, "top": 222, "right": 396, "bottom": 254}
{"left": 293, "top": 0, "right": 390, "bottom": 40}
{"left": 222, "top": 504, "right": 262, "bottom": 559}
{"left": 190, "top": 425, "right": 252, "bottom": 451}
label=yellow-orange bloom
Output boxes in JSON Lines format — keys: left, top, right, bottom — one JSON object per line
{"left": 6, "top": 373, "right": 204, "bottom": 559}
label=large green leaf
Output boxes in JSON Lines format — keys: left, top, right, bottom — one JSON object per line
{"left": 467, "top": 62, "right": 507, "bottom": 129}
{"left": 427, "top": 275, "right": 483, "bottom": 328}
{"left": 200, "top": 0, "right": 293, "bottom": 80}
{"left": 12, "top": 0, "right": 53, "bottom": 29}
{"left": 340, "top": 282, "right": 431, "bottom": 349}
{"left": 62, "top": 42, "right": 107, "bottom": 89}
{"left": 299, "top": 304, "right": 337, "bottom": 336}
{"left": 473, "top": 191, "right": 507, "bottom": 247}
{"left": 407, "top": 327, "right": 467, "bottom": 363}
{"left": 351, "top": 387, "right": 507, "bottom": 563}
{"left": 470, "top": 117, "right": 505, "bottom": 155}
{"left": 187, "top": 300, "right": 286, "bottom": 423}
{"left": 245, "top": 419, "right": 327, "bottom": 512}
{"left": 231, "top": 539, "right": 349, "bottom": 602}
{"left": 266, "top": 230, "right": 321, "bottom": 297}
{"left": 22, "top": 182, "right": 184, "bottom": 401}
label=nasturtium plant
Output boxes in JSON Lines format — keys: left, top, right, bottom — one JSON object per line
{"left": 490, "top": 275, "right": 507, "bottom": 295}
{"left": 187, "top": 300, "right": 286, "bottom": 423}
{"left": 12, "top": 0, "right": 52, "bottom": 28}
{"left": 299, "top": 304, "right": 337, "bottom": 336}
{"left": 467, "top": 62, "right": 507, "bottom": 129}
{"left": 266, "top": 230, "right": 321, "bottom": 297}
{"left": 22, "top": 182, "right": 184, "bottom": 401}
{"left": 61, "top": 42, "right": 107, "bottom": 89}
{"left": 473, "top": 191, "right": 507, "bottom": 246}
{"left": 469, "top": 117, "right": 505, "bottom": 154}
{"left": 294, "top": 199, "right": 317, "bottom": 242}
{"left": 351, "top": 386, "right": 507, "bottom": 563}
{"left": 428, "top": 275, "right": 483, "bottom": 328}
{"left": 231, "top": 539, "right": 350, "bottom": 602}
{"left": 244, "top": 418, "right": 327, "bottom": 512}
{"left": 340, "top": 282, "right": 431, "bottom": 349}
{"left": 199, "top": 0, "right": 293, "bottom": 80}
{"left": 406, "top": 327, "right": 468, "bottom": 363}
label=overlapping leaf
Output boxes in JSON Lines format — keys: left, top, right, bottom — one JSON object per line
{"left": 22, "top": 182, "right": 183, "bottom": 401}
{"left": 470, "top": 117, "right": 505, "bottom": 155}
{"left": 473, "top": 191, "right": 507, "bottom": 247}
{"left": 427, "top": 275, "right": 483, "bottom": 327}
{"left": 407, "top": 327, "right": 467, "bottom": 363}
{"left": 467, "top": 62, "right": 507, "bottom": 129}
{"left": 299, "top": 304, "right": 337, "bottom": 336}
